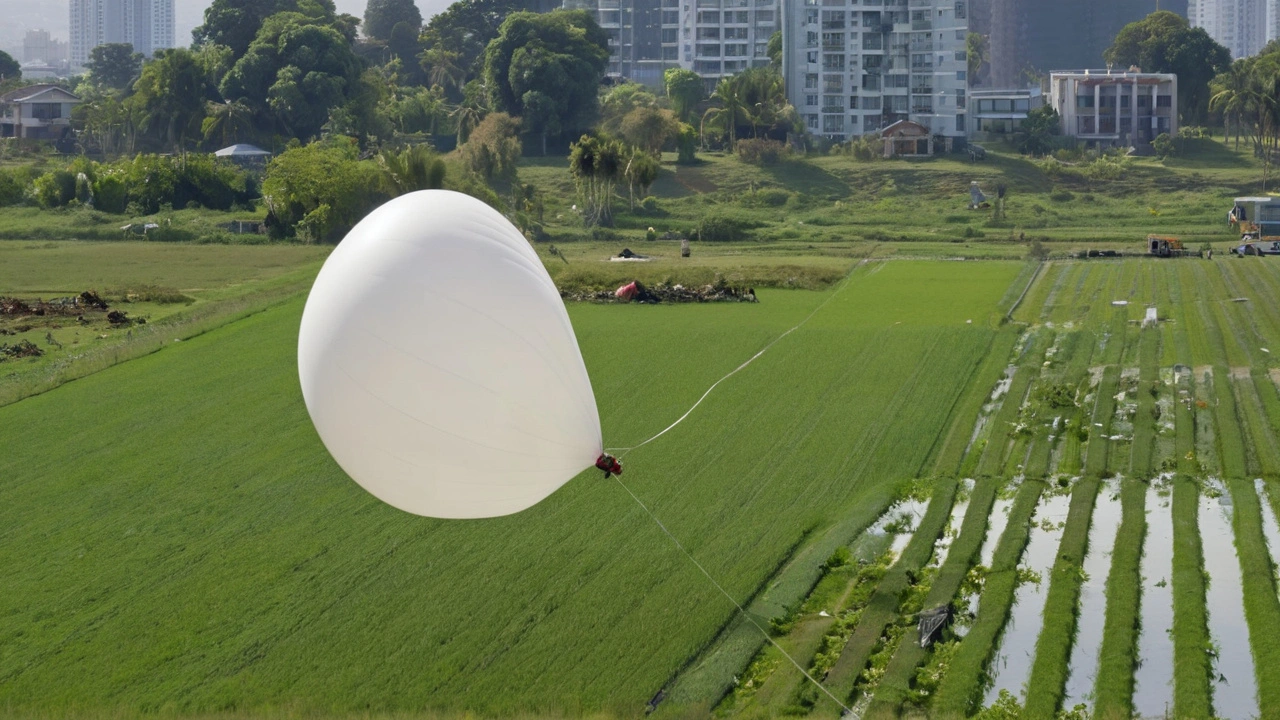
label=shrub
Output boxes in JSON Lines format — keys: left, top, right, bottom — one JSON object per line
{"left": 32, "top": 170, "right": 76, "bottom": 208}
{"left": 1152, "top": 132, "right": 1176, "bottom": 159}
{"left": 0, "top": 167, "right": 33, "bottom": 206}
{"left": 676, "top": 123, "right": 698, "bottom": 164}
{"left": 736, "top": 137, "right": 789, "bottom": 165}
{"left": 1049, "top": 189, "right": 1074, "bottom": 203}
{"left": 697, "top": 214, "right": 759, "bottom": 241}
{"left": 741, "top": 187, "right": 793, "bottom": 208}
{"left": 91, "top": 174, "right": 128, "bottom": 214}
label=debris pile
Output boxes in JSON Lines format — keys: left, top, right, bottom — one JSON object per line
{"left": 562, "top": 282, "right": 758, "bottom": 304}
{"left": 0, "top": 340, "right": 42, "bottom": 360}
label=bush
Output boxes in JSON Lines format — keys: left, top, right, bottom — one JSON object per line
{"left": 697, "top": 214, "right": 759, "bottom": 241}
{"left": 1152, "top": 133, "right": 1176, "bottom": 159}
{"left": 676, "top": 123, "right": 698, "bottom": 164}
{"left": 0, "top": 167, "right": 34, "bottom": 206}
{"left": 736, "top": 137, "right": 789, "bottom": 165}
{"left": 1049, "top": 189, "right": 1074, "bottom": 203}
{"left": 32, "top": 170, "right": 76, "bottom": 208}
{"left": 91, "top": 174, "right": 128, "bottom": 214}
{"left": 741, "top": 187, "right": 793, "bottom": 208}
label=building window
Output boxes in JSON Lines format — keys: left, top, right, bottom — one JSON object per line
{"left": 662, "top": 10, "right": 680, "bottom": 23}
{"left": 862, "top": 33, "right": 882, "bottom": 50}
{"left": 822, "top": 32, "right": 845, "bottom": 48}
{"left": 1156, "top": 95, "right": 1172, "bottom": 107}
{"left": 862, "top": 74, "right": 880, "bottom": 90}
{"left": 805, "top": 73, "right": 819, "bottom": 89}
{"left": 697, "top": 43, "right": 721, "bottom": 56}
{"left": 697, "top": 10, "right": 721, "bottom": 22}
{"left": 955, "top": 114, "right": 965, "bottom": 132}
{"left": 662, "top": 46, "right": 678, "bottom": 59}
{"left": 954, "top": 50, "right": 966, "bottom": 61}
{"left": 849, "top": 95, "right": 858, "bottom": 109}
{"left": 954, "top": 1, "right": 966, "bottom": 18}
{"left": 821, "top": 10, "right": 846, "bottom": 28}
{"left": 698, "top": 27, "right": 721, "bottom": 39}
{"left": 864, "top": 114, "right": 880, "bottom": 132}
{"left": 956, "top": 70, "right": 965, "bottom": 81}
{"left": 823, "top": 54, "right": 846, "bottom": 70}
{"left": 823, "top": 94, "right": 842, "bottom": 110}
{"left": 807, "top": 50, "right": 819, "bottom": 63}
{"left": 756, "top": 9, "right": 774, "bottom": 21}
{"left": 726, "top": 27, "right": 748, "bottom": 38}
{"left": 662, "top": 28, "right": 679, "bottom": 42}
{"left": 862, "top": 95, "right": 882, "bottom": 110}
{"left": 725, "top": 43, "right": 748, "bottom": 56}
{"left": 806, "top": 94, "right": 818, "bottom": 106}
{"left": 822, "top": 114, "right": 845, "bottom": 133}
{"left": 1076, "top": 95, "right": 1094, "bottom": 109}
{"left": 807, "top": 114, "right": 819, "bottom": 129}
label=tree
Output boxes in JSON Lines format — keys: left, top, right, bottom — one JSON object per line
{"left": 599, "top": 82, "right": 658, "bottom": 135}
{"left": 220, "top": 12, "right": 364, "bottom": 140}
{"left": 702, "top": 78, "right": 746, "bottom": 150}
{"left": 1210, "top": 59, "right": 1251, "bottom": 149}
{"left": 1013, "top": 105, "right": 1060, "bottom": 156}
{"left": 86, "top": 44, "right": 142, "bottom": 89}
{"left": 0, "top": 50, "right": 19, "bottom": 82}
{"left": 568, "top": 133, "right": 624, "bottom": 226}
{"left": 619, "top": 106, "right": 678, "bottom": 154}
{"left": 418, "top": 0, "right": 552, "bottom": 97}
{"left": 377, "top": 144, "right": 446, "bottom": 195}
{"left": 1103, "top": 11, "right": 1231, "bottom": 126}
{"left": 129, "top": 49, "right": 215, "bottom": 149}
{"left": 193, "top": 0, "right": 347, "bottom": 58}
{"left": 387, "top": 21, "right": 426, "bottom": 85}
{"left": 664, "top": 68, "right": 703, "bottom": 123}
{"left": 482, "top": 10, "right": 609, "bottom": 140}
{"left": 766, "top": 31, "right": 782, "bottom": 69}
{"left": 364, "top": 0, "right": 422, "bottom": 41}
{"left": 202, "top": 100, "right": 255, "bottom": 147}
{"left": 459, "top": 112, "right": 521, "bottom": 181}
{"left": 262, "top": 138, "right": 382, "bottom": 241}
{"left": 621, "top": 146, "right": 659, "bottom": 209}
{"left": 966, "top": 33, "right": 988, "bottom": 86}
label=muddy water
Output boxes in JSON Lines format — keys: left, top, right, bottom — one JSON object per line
{"left": 983, "top": 491, "right": 1073, "bottom": 705}
{"left": 1199, "top": 481, "right": 1258, "bottom": 720}
{"left": 1062, "top": 479, "right": 1124, "bottom": 707}
{"left": 1134, "top": 475, "right": 1175, "bottom": 719}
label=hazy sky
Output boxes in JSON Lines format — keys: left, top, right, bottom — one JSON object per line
{"left": 0, "top": 0, "right": 454, "bottom": 52}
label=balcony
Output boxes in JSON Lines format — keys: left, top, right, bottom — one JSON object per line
{"left": 911, "top": 86, "right": 932, "bottom": 94}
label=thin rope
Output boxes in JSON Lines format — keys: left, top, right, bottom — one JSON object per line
{"left": 603, "top": 263, "right": 873, "bottom": 716}
{"left": 612, "top": 476, "right": 854, "bottom": 715}
{"left": 607, "top": 260, "right": 867, "bottom": 459}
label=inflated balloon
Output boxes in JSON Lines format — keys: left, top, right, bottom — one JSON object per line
{"left": 297, "top": 190, "right": 603, "bottom": 519}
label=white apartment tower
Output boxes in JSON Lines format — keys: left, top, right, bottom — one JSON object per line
{"left": 781, "top": 0, "right": 968, "bottom": 140}
{"left": 70, "top": 0, "right": 175, "bottom": 69}
{"left": 571, "top": 0, "right": 778, "bottom": 87}
{"left": 1189, "top": 0, "right": 1267, "bottom": 59}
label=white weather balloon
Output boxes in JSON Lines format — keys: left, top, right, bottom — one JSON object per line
{"left": 297, "top": 190, "right": 603, "bottom": 519}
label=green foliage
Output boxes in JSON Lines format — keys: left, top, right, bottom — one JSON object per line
{"left": 967, "top": 32, "right": 988, "bottom": 85}
{"left": 0, "top": 49, "right": 19, "bottom": 81}
{"left": 91, "top": 173, "right": 129, "bottom": 214}
{"left": 568, "top": 133, "right": 625, "bottom": 226}
{"left": 129, "top": 48, "right": 215, "bottom": 149}
{"left": 1013, "top": 106, "right": 1060, "bottom": 157}
{"left": 0, "top": 167, "right": 36, "bottom": 207}
{"left": 459, "top": 112, "right": 522, "bottom": 181}
{"left": 362, "top": 0, "right": 422, "bottom": 41}
{"left": 86, "top": 43, "right": 142, "bottom": 89}
{"left": 220, "top": 11, "right": 363, "bottom": 140}
{"left": 736, "top": 138, "right": 790, "bottom": 165}
{"left": 619, "top": 106, "right": 679, "bottom": 155}
{"left": 697, "top": 214, "right": 760, "bottom": 242}
{"left": 32, "top": 170, "right": 77, "bottom": 209}
{"left": 193, "top": 0, "right": 345, "bottom": 58}
{"left": 664, "top": 67, "right": 704, "bottom": 123}
{"left": 676, "top": 122, "right": 698, "bottom": 164}
{"left": 483, "top": 10, "right": 610, "bottom": 140}
{"left": 1152, "top": 132, "right": 1176, "bottom": 159}
{"left": 261, "top": 138, "right": 380, "bottom": 241}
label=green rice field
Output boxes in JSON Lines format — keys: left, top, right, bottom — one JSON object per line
{"left": 6, "top": 248, "right": 1280, "bottom": 720}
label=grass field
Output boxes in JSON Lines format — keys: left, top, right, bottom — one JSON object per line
{"left": 9, "top": 226, "right": 1280, "bottom": 720}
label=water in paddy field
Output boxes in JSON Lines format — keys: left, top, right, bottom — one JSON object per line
{"left": 1199, "top": 480, "right": 1259, "bottom": 720}
{"left": 982, "top": 490, "right": 1073, "bottom": 706}
{"left": 1256, "top": 479, "right": 1280, "bottom": 568}
{"left": 1063, "top": 478, "right": 1125, "bottom": 708}
{"left": 1134, "top": 474, "right": 1175, "bottom": 719}
{"left": 851, "top": 496, "right": 932, "bottom": 562}
{"left": 930, "top": 479, "right": 974, "bottom": 568}
{"left": 955, "top": 492, "right": 1018, "bottom": 637}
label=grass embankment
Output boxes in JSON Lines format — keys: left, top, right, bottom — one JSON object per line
{"left": 928, "top": 479, "right": 1046, "bottom": 718}
{"left": 1171, "top": 474, "right": 1212, "bottom": 719}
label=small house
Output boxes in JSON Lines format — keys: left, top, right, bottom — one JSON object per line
{"left": 0, "top": 84, "right": 81, "bottom": 140}
{"left": 881, "top": 119, "right": 932, "bottom": 158}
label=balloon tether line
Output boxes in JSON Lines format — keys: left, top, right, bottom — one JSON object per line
{"left": 605, "top": 264, "right": 870, "bottom": 717}
{"left": 607, "top": 260, "right": 866, "bottom": 460}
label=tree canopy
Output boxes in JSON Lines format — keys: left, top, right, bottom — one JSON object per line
{"left": 193, "top": 0, "right": 355, "bottom": 58}
{"left": 86, "top": 44, "right": 143, "bottom": 90}
{"left": 363, "top": 0, "right": 422, "bottom": 41}
{"left": 664, "top": 68, "right": 703, "bottom": 123}
{"left": 220, "top": 12, "right": 364, "bottom": 140}
{"left": 419, "top": 0, "right": 551, "bottom": 95}
{"left": 0, "top": 50, "right": 19, "bottom": 82}
{"left": 482, "top": 10, "right": 610, "bottom": 142}
{"left": 129, "top": 49, "right": 216, "bottom": 149}
{"left": 1103, "top": 11, "right": 1230, "bottom": 125}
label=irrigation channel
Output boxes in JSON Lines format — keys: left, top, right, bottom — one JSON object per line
{"left": 674, "top": 260, "right": 1280, "bottom": 719}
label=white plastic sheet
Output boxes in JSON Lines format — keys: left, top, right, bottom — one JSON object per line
{"left": 298, "top": 190, "right": 602, "bottom": 518}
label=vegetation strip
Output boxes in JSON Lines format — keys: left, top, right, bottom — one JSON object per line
{"left": 1224, "top": 476, "right": 1280, "bottom": 718}
{"left": 1171, "top": 474, "right": 1213, "bottom": 720}
{"left": 929, "top": 480, "right": 1046, "bottom": 719}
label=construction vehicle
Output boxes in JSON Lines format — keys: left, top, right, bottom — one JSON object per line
{"left": 1147, "top": 235, "right": 1198, "bottom": 257}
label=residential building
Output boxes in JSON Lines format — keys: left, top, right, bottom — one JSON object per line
{"left": 0, "top": 84, "right": 82, "bottom": 140}
{"left": 968, "top": 87, "right": 1043, "bottom": 135}
{"left": 780, "top": 0, "right": 968, "bottom": 142}
{"left": 1190, "top": 0, "right": 1266, "bottom": 59}
{"left": 24, "top": 30, "right": 69, "bottom": 65}
{"left": 70, "top": 0, "right": 175, "bottom": 69}
{"left": 570, "top": 0, "right": 778, "bottom": 88}
{"left": 1048, "top": 70, "right": 1177, "bottom": 148}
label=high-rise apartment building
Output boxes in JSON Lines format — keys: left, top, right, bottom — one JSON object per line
{"left": 70, "top": 0, "right": 175, "bottom": 69}
{"left": 571, "top": 0, "right": 777, "bottom": 88}
{"left": 24, "top": 30, "right": 70, "bottom": 64}
{"left": 780, "top": 0, "right": 968, "bottom": 140}
{"left": 1190, "top": 0, "right": 1266, "bottom": 59}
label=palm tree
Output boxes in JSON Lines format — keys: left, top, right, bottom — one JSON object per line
{"left": 424, "top": 48, "right": 465, "bottom": 93}
{"left": 201, "top": 100, "right": 254, "bottom": 149}
{"left": 702, "top": 77, "right": 748, "bottom": 150}
{"left": 1210, "top": 59, "right": 1251, "bottom": 149}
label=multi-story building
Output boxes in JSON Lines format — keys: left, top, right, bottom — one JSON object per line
{"left": 968, "top": 87, "right": 1043, "bottom": 134}
{"left": 70, "top": 0, "right": 175, "bottom": 69}
{"left": 23, "top": 30, "right": 69, "bottom": 65}
{"left": 1190, "top": 0, "right": 1266, "bottom": 59}
{"left": 1048, "top": 70, "right": 1177, "bottom": 148}
{"left": 781, "top": 0, "right": 968, "bottom": 142}
{"left": 572, "top": 0, "right": 778, "bottom": 88}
